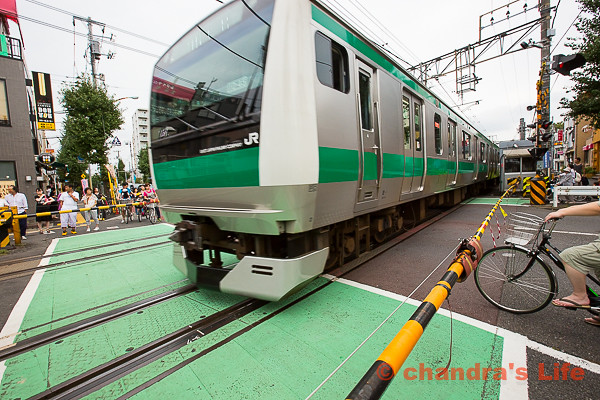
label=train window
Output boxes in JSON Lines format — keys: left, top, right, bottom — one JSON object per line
{"left": 448, "top": 120, "right": 456, "bottom": 157}
{"left": 480, "top": 142, "right": 486, "bottom": 163}
{"left": 414, "top": 102, "right": 422, "bottom": 151}
{"left": 434, "top": 114, "right": 442, "bottom": 155}
{"left": 358, "top": 71, "right": 373, "bottom": 130}
{"left": 315, "top": 32, "right": 349, "bottom": 93}
{"left": 462, "top": 131, "right": 471, "bottom": 160}
{"left": 402, "top": 96, "right": 411, "bottom": 150}
{"left": 505, "top": 158, "right": 520, "bottom": 173}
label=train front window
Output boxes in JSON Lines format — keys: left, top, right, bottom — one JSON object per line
{"left": 150, "top": 0, "right": 274, "bottom": 138}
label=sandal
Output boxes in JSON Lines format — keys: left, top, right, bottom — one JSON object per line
{"left": 551, "top": 298, "right": 591, "bottom": 309}
{"left": 584, "top": 315, "right": 600, "bottom": 327}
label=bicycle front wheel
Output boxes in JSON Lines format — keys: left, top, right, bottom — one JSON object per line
{"left": 474, "top": 245, "right": 556, "bottom": 314}
{"left": 148, "top": 207, "right": 157, "bottom": 224}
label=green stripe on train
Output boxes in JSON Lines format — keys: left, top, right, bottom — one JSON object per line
{"left": 153, "top": 147, "right": 487, "bottom": 189}
{"left": 153, "top": 147, "right": 259, "bottom": 189}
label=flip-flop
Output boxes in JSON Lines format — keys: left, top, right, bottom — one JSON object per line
{"left": 551, "top": 298, "right": 591, "bottom": 309}
{"left": 584, "top": 316, "right": 600, "bottom": 326}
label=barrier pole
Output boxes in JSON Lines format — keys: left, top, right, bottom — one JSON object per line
{"left": 0, "top": 207, "right": 12, "bottom": 248}
{"left": 346, "top": 186, "right": 514, "bottom": 400}
{"left": 11, "top": 200, "right": 160, "bottom": 220}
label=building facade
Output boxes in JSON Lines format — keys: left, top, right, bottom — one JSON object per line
{"left": 131, "top": 108, "right": 149, "bottom": 179}
{"left": 0, "top": 27, "right": 40, "bottom": 207}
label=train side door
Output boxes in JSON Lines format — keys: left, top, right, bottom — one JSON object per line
{"left": 446, "top": 120, "right": 458, "bottom": 186}
{"left": 401, "top": 93, "right": 424, "bottom": 194}
{"left": 356, "top": 60, "right": 381, "bottom": 205}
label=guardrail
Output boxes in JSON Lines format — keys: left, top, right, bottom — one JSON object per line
{"left": 552, "top": 186, "right": 600, "bottom": 208}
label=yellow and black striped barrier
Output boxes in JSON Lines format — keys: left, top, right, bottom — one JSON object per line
{"left": 346, "top": 186, "right": 515, "bottom": 400}
{"left": 521, "top": 176, "right": 532, "bottom": 198}
{"left": 529, "top": 177, "right": 547, "bottom": 205}
{"left": 11, "top": 200, "right": 160, "bottom": 220}
{"left": 0, "top": 208, "right": 13, "bottom": 248}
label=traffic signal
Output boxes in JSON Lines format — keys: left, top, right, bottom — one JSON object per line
{"left": 540, "top": 120, "right": 551, "bottom": 130}
{"left": 552, "top": 54, "right": 586, "bottom": 76}
{"left": 528, "top": 148, "right": 548, "bottom": 159}
{"left": 541, "top": 132, "right": 552, "bottom": 141}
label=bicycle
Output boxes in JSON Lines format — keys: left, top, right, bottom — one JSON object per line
{"left": 145, "top": 202, "right": 158, "bottom": 224}
{"left": 474, "top": 212, "right": 600, "bottom": 314}
{"left": 121, "top": 202, "right": 134, "bottom": 224}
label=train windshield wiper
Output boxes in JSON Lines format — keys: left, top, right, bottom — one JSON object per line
{"left": 199, "top": 106, "right": 236, "bottom": 123}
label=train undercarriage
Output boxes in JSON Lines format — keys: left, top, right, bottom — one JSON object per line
{"left": 169, "top": 183, "right": 494, "bottom": 301}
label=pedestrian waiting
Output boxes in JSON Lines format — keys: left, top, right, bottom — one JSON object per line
{"left": 5, "top": 185, "right": 29, "bottom": 240}
{"left": 35, "top": 187, "right": 55, "bottom": 234}
{"left": 83, "top": 187, "right": 100, "bottom": 232}
{"left": 58, "top": 184, "right": 79, "bottom": 236}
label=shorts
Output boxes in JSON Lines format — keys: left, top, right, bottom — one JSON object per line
{"left": 60, "top": 212, "right": 78, "bottom": 228}
{"left": 559, "top": 238, "right": 600, "bottom": 280}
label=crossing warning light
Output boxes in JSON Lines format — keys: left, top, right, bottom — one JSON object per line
{"left": 552, "top": 54, "right": 586, "bottom": 76}
{"left": 528, "top": 148, "right": 547, "bottom": 159}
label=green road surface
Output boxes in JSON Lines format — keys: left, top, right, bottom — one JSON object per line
{"left": 1, "top": 222, "right": 509, "bottom": 399}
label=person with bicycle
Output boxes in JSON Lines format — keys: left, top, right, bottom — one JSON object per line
{"left": 134, "top": 186, "right": 145, "bottom": 220}
{"left": 117, "top": 182, "right": 133, "bottom": 224}
{"left": 143, "top": 184, "right": 161, "bottom": 220}
{"left": 545, "top": 201, "right": 600, "bottom": 326}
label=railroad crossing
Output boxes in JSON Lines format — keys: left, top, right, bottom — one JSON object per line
{"left": 0, "top": 197, "right": 598, "bottom": 399}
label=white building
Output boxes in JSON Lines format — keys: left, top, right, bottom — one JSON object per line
{"left": 131, "top": 108, "right": 149, "bottom": 179}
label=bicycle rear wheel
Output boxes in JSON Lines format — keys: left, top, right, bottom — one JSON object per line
{"left": 474, "top": 245, "right": 556, "bottom": 314}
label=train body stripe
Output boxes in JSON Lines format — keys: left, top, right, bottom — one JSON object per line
{"left": 153, "top": 147, "right": 260, "bottom": 189}
{"left": 153, "top": 145, "right": 488, "bottom": 188}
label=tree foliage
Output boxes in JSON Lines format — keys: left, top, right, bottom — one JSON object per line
{"left": 137, "top": 147, "right": 150, "bottom": 183}
{"left": 57, "top": 75, "right": 124, "bottom": 187}
{"left": 561, "top": 0, "right": 600, "bottom": 128}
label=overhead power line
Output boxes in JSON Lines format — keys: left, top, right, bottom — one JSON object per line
{"left": 0, "top": 8, "right": 160, "bottom": 58}
{"left": 23, "top": 0, "right": 170, "bottom": 46}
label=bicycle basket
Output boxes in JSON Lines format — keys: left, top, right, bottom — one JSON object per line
{"left": 504, "top": 212, "right": 544, "bottom": 246}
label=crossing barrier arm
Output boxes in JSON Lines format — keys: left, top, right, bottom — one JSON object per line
{"left": 346, "top": 187, "right": 514, "bottom": 400}
{"left": 11, "top": 200, "right": 160, "bottom": 219}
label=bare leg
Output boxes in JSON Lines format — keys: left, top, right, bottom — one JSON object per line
{"left": 552, "top": 262, "right": 589, "bottom": 306}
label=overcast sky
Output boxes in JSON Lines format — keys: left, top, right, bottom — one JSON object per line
{"left": 7, "top": 0, "right": 583, "bottom": 167}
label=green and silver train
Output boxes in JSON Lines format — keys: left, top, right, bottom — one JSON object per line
{"left": 149, "top": 0, "right": 500, "bottom": 301}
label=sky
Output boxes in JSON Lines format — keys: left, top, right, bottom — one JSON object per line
{"left": 5, "top": 0, "right": 584, "bottom": 168}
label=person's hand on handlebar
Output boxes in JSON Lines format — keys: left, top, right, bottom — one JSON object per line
{"left": 544, "top": 211, "right": 563, "bottom": 222}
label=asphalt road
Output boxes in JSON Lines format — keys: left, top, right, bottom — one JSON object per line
{"left": 345, "top": 200, "right": 600, "bottom": 398}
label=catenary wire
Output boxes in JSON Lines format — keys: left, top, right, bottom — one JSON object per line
{"left": 23, "top": 0, "right": 170, "bottom": 46}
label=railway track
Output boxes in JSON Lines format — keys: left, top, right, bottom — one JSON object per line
{"left": 4, "top": 203, "right": 464, "bottom": 399}
{"left": 0, "top": 233, "right": 172, "bottom": 269}
{"left": 0, "top": 238, "right": 172, "bottom": 282}
{"left": 0, "top": 283, "right": 197, "bottom": 361}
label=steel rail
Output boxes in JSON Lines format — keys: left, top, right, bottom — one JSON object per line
{"left": 0, "top": 284, "right": 197, "bottom": 361}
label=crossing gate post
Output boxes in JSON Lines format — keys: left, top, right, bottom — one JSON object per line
{"left": 10, "top": 206, "right": 22, "bottom": 245}
{"left": 529, "top": 177, "right": 547, "bottom": 205}
{"left": 0, "top": 207, "right": 13, "bottom": 248}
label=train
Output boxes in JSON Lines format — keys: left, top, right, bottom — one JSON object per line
{"left": 149, "top": 0, "right": 500, "bottom": 301}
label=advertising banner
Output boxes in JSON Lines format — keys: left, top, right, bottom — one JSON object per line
{"left": 32, "top": 71, "right": 56, "bottom": 130}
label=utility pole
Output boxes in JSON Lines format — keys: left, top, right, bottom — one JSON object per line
{"left": 73, "top": 16, "right": 105, "bottom": 87}
{"left": 540, "top": 0, "right": 552, "bottom": 124}
{"left": 536, "top": 0, "right": 552, "bottom": 150}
